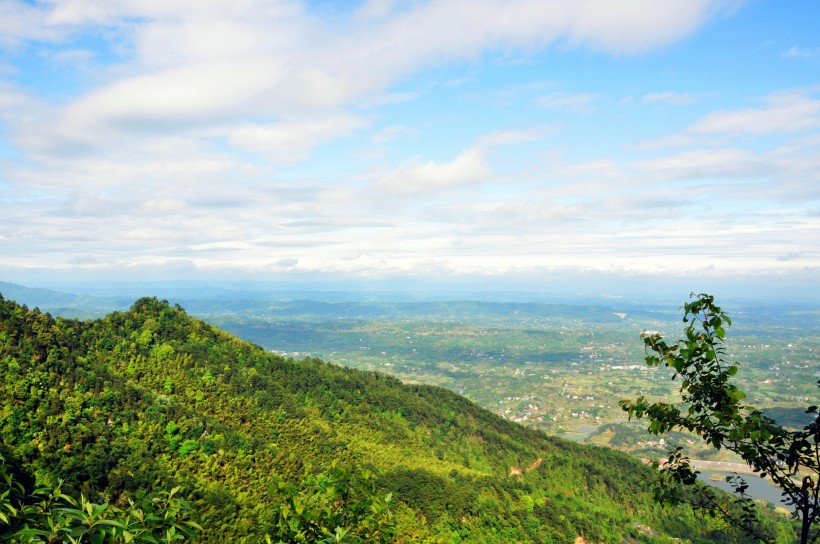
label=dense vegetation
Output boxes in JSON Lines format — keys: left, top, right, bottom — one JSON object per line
{"left": 1, "top": 450, "right": 201, "bottom": 543}
{"left": 0, "top": 294, "right": 796, "bottom": 542}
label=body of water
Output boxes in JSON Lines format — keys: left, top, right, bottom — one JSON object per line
{"left": 697, "top": 471, "right": 791, "bottom": 511}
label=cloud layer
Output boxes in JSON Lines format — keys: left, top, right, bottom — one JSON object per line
{"left": 1, "top": 0, "right": 818, "bottom": 290}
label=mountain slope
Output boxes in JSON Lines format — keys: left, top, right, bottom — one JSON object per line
{"left": 0, "top": 294, "right": 791, "bottom": 543}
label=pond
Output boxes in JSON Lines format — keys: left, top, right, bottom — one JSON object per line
{"left": 697, "top": 470, "right": 792, "bottom": 511}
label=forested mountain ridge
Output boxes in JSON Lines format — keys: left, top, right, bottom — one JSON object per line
{"left": 0, "top": 294, "right": 793, "bottom": 542}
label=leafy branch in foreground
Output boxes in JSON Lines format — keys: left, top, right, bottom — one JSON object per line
{"left": 0, "top": 453, "right": 202, "bottom": 543}
{"left": 620, "top": 293, "right": 820, "bottom": 544}
{"left": 267, "top": 462, "right": 395, "bottom": 544}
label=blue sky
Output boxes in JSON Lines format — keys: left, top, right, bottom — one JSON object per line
{"left": 0, "top": 0, "right": 819, "bottom": 297}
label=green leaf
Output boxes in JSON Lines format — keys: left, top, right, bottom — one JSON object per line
{"left": 705, "top": 350, "right": 716, "bottom": 361}
{"left": 14, "top": 528, "right": 53, "bottom": 537}
{"left": 728, "top": 388, "right": 746, "bottom": 402}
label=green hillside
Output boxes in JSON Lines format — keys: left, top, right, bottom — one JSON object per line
{"left": 0, "top": 294, "right": 794, "bottom": 543}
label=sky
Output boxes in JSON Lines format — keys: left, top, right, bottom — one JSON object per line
{"left": 1, "top": 0, "right": 819, "bottom": 298}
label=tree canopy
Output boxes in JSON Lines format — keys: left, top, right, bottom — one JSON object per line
{"left": 621, "top": 293, "right": 820, "bottom": 544}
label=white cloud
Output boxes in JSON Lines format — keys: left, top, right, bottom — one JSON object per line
{"left": 228, "top": 113, "right": 368, "bottom": 162}
{"left": 377, "top": 148, "right": 490, "bottom": 194}
{"left": 2, "top": 0, "right": 737, "bottom": 154}
{"left": 371, "top": 125, "right": 413, "bottom": 144}
{"left": 642, "top": 91, "right": 697, "bottom": 105}
{"left": 0, "top": 86, "right": 30, "bottom": 110}
{"left": 355, "top": 0, "right": 399, "bottom": 22}
{"left": 634, "top": 88, "right": 820, "bottom": 150}
{"left": 189, "top": 241, "right": 257, "bottom": 252}
{"left": 535, "top": 92, "right": 598, "bottom": 114}
{"left": 636, "top": 148, "right": 763, "bottom": 179}
{"left": 361, "top": 124, "right": 553, "bottom": 199}
{"left": 475, "top": 126, "right": 551, "bottom": 146}
{"left": 6, "top": 0, "right": 741, "bottom": 59}
{"left": 355, "top": 0, "right": 739, "bottom": 69}
{"left": 443, "top": 77, "right": 476, "bottom": 88}
{"left": 41, "top": 47, "right": 96, "bottom": 69}
{"left": 141, "top": 198, "right": 187, "bottom": 214}
{"left": 569, "top": 0, "right": 744, "bottom": 53}
{"left": 67, "top": 60, "right": 282, "bottom": 126}
{"left": 782, "top": 46, "right": 820, "bottom": 61}
{"left": 691, "top": 89, "right": 820, "bottom": 136}
{"left": 359, "top": 91, "right": 421, "bottom": 109}
{"left": 0, "top": 1, "right": 61, "bottom": 48}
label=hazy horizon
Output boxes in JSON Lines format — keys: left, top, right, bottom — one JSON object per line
{"left": 3, "top": 275, "right": 818, "bottom": 308}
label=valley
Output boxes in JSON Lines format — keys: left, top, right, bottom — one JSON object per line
{"left": 199, "top": 297, "right": 819, "bottom": 456}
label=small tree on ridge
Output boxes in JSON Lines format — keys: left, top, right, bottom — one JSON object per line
{"left": 620, "top": 293, "right": 820, "bottom": 544}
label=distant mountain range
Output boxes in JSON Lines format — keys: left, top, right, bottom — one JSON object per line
{"left": 0, "top": 281, "right": 127, "bottom": 318}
